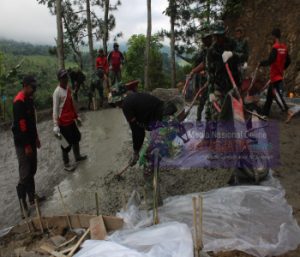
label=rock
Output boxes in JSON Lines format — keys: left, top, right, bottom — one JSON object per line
{"left": 151, "top": 88, "right": 181, "bottom": 102}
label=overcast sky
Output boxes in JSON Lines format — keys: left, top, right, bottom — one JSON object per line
{"left": 0, "top": 0, "right": 169, "bottom": 46}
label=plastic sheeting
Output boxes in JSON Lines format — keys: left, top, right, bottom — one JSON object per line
{"left": 117, "top": 186, "right": 300, "bottom": 257}
{"left": 74, "top": 222, "right": 193, "bottom": 257}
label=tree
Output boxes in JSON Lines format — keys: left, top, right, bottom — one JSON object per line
{"left": 144, "top": 0, "right": 152, "bottom": 91}
{"left": 86, "top": 0, "right": 95, "bottom": 71}
{"left": 56, "top": 0, "right": 65, "bottom": 68}
{"left": 169, "top": 0, "right": 176, "bottom": 88}
{"left": 94, "top": 0, "right": 121, "bottom": 54}
{"left": 125, "top": 34, "right": 165, "bottom": 91}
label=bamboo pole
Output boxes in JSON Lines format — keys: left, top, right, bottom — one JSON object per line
{"left": 57, "top": 186, "right": 72, "bottom": 230}
{"left": 95, "top": 192, "right": 99, "bottom": 216}
{"left": 198, "top": 195, "right": 203, "bottom": 250}
{"left": 20, "top": 201, "right": 31, "bottom": 233}
{"left": 35, "top": 198, "right": 44, "bottom": 233}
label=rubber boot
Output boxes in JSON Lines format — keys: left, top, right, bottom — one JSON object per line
{"left": 73, "top": 142, "right": 87, "bottom": 162}
{"left": 62, "top": 146, "right": 76, "bottom": 172}
{"left": 16, "top": 184, "right": 30, "bottom": 218}
{"left": 27, "top": 178, "right": 46, "bottom": 206}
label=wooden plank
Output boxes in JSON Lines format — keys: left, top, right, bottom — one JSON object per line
{"left": 67, "top": 228, "right": 90, "bottom": 257}
{"left": 59, "top": 245, "right": 75, "bottom": 255}
{"left": 40, "top": 244, "right": 67, "bottom": 257}
{"left": 89, "top": 215, "right": 107, "bottom": 240}
{"left": 10, "top": 214, "right": 123, "bottom": 235}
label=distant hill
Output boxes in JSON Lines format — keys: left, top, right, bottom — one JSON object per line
{"left": 0, "top": 39, "right": 52, "bottom": 56}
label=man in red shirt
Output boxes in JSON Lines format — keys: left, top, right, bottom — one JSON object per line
{"left": 12, "top": 76, "right": 46, "bottom": 215}
{"left": 260, "top": 28, "right": 291, "bottom": 116}
{"left": 53, "top": 69, "right": 87, "bottom": 171}
{"left": 95, "top": 49, "right": 110, "bottom": 93}
{"left": 108, "top": 42, "right": 125, "bottom": 85}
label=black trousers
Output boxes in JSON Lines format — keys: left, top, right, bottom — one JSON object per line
{"left": 263, "top": 80, "right": 289, "bottom": 116}
{"left": 60, "top": 122, "right": 81, "bottom": 164}
{"left": 15, "top": 144, "right": 37, "bottom": 203}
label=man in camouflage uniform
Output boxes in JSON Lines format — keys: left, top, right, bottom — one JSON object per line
{"left": 235, "top": 26, "right": 249, "bottom": 79}
{"left": 205, "top": 20, "right": 245, "bottom": 122}
{"left": 203, "top": 21, "right": 245, "bottom": 160}
{"left": 88, "top": 68, "right": 105, "bottom": 110}
{"left": 190, "top": 23, "right": 213, "bottom": 122}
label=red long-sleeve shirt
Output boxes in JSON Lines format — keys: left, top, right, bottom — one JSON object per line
{"left": 96, "top": 56, "right": 109, "bottom": 74}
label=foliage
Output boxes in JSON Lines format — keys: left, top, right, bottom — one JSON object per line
{"left": 123, "top": 34, "right": 166, "bottom": 91}
{"left": 0, "top": 40, "right": 51, "bottom": 56}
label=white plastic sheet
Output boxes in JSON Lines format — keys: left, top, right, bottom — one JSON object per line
{"left": 118, "top": 187, "right": 300, "bottom": 257}
{"left": 74, "top": 222, "right": 193, "bottom": 257}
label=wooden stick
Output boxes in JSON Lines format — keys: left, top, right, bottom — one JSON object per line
{"left": 67, "top": 228, "right": 90, "bottom": 257}
{"left": 192, "top": 197, "right": 199, "bottom": 257}
{"left": 40, "top": 244, "right": 67, "bottom": 257}
{"left": 57, "top": 235, "right": 77, "bottom": 250}
{"left": 34, "top": 198, "right": 44, "bottom": 233}
{"left": 57, "top": 186, "right": 72, "bottom": 230}
{"left": 20, "top": 201, "right": 31, "bottom": 233}
{"left": 95, "top": 192, "right": 99, "bottom": 216}
{"left": 198, "top": 195, "right": 203, "bottom": 250}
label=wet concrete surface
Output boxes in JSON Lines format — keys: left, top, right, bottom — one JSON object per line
{"left": 0, "top": 108, "right": 129, "bottom": 229}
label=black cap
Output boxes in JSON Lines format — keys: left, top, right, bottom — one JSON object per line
{"left": 113, "top": 42, "right": 119, "bottom": 47}
{"left": 163, "top": 102, "right": 177, "bottom": 117}
{"left": 57, "top": 68, "right": 68, "bottom": 80}
{"left": 22, "top": 75, "right": 37, "bottom": 88}
{"left": 272, "top": 28, "right": 281, "bottom": 39}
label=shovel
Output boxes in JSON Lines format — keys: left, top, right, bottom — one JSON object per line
{"left": 114, "top": 163, "right": 131, "bottom": 181}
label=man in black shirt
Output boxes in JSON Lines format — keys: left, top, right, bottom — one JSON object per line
{"left": 122, "top": 92, "right": 178, "bottom": 166}
{"left": 12, "top": 76, "right": 45, "bottom": 216}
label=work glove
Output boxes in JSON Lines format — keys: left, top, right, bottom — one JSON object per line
{"left": 53, "top": 126, "right": 61, "bottom": 138}
{"left": 242, "top": 62, "right": 248, "bottom": 70}
{"left": 222, "top": 51, "right": 233, "bottom": 63}
{"left": 129, "top": 151, "right": 139, "bottom": 167}
{"left": 209, "top": 93, "right": 216, "bottom": 103}
{"left": 76, "top": 117, "right": 82, "bottom": 127}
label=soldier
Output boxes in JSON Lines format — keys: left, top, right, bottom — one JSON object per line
{"left": 234, "top": 26, "right": 249, "bottom": 68}
{"left": 204, "top": 20, "right": 245, "bottom": 160}
{"left": 206, "top": 20, "right": 245, "bottom": 122}
{"left": 189, "top": 22, "right": 213, "bottom": 122}
{"left": 88, "top": 68, "right": 105, "bottom": 110}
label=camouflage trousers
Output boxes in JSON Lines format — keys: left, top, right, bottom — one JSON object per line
{"left": 196, "top": 88, "right": 208, "bottom": 122}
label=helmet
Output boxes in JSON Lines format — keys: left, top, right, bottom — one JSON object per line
{"left": 108, "top": 82, "right": 127, "bottom": 104}
{"left": 199, "top": 22, "right": 211, "bottom": 38}
{"left": 212, "top": 20, "right": 227, "bottom": 35}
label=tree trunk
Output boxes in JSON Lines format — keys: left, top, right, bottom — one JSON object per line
{"left": 56, "top": 0, "right": 65, "bottom": 69}
{"left": 144, "top": 0, "right": 151, "bottom": 91}
{"left": 207, "top": 0, "right": 210, "bottom": 23}
{"left": 86, "top": 0, "right": 94, "bottom": 71}
{"left": 103, "top": 0, "right": 109, "bottom": 55}
{"left": 62, "top": 15, "right": 83, "bottom": 70}
{"left": 170, "top": 0, "right": 176, "bottom": 88}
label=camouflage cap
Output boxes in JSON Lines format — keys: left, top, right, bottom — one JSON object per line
{"left": 199, "top": 22, "right": 211, "bottom": 38}
{"left": 212, "top": 20, "right": 227, "bottom": 35}
{"left": 108, "top": 82, "right": 127, "bottom": 104}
